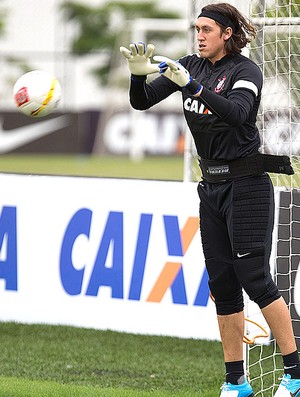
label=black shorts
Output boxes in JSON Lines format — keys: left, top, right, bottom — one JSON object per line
{"left": 198, "top": 173, "right": 281, "bottom": 315}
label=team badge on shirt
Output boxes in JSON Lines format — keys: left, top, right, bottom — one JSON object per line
{"left": 214, "top": 75, "right": 227, "bottom": 93}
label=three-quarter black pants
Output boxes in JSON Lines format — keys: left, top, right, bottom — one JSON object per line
{"left": 197, "top": 173, "right": 281, "bottom": 315}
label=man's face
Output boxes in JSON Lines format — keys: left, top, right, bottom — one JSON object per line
{"left": 195, "top": 17, "right": 232, "bottom": 64}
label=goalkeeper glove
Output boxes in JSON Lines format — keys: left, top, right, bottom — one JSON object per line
{"left": 154, "top": 56, "right": 203, "bottom": 95}
{"left": 120, "top": 42, "right": 160, "bottom": 76}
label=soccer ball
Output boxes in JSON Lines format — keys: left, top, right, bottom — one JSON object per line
{"left": 13, "top": 70, "right": 62, "bottom": 117}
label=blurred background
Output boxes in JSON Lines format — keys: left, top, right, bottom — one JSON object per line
{"left": 0, "top": 3, "right": 299, "bottom": 395}
{"left": 0, "top": 0, "right": 190, "bottom": 160}
{"left": 0, "top": 0, "right": 299, "bottom": 182}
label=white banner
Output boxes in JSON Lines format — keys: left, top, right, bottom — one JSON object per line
{"left": 0, "top": 173, "right": 219, "bottom": 340}
{"left": 0, "top": 173, "right": 282, "bottom": 341}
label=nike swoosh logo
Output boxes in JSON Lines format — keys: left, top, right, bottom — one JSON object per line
{"left": 237, "top": 252, "right": 251, "bottom": 258}
{"left": 0, "top": 115, "right": 69, "bottom": 153}
{"left": 291, "top": 387, "right": 300, "bottom": 397}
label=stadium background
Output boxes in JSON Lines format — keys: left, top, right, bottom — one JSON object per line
{"left": 0, "top": 0, "right": 222, "bottom": 340}
{"left": 0, "top": 1, "right": 299, "bottom": 396}
{"left": 0, "top": 0, "right": 188, "bottom": 157}
{"left": 0, "top": 0, "right": 298, "bottom": 347}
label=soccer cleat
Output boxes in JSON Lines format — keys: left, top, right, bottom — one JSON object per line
{"left": 220, "top": 379, "right": 254, "bottom": 397}
{"left": 273, "top": 373, "right": 300, "bottom": 396}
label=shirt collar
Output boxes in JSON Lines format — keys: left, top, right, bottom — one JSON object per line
{"left": 207, "top": 54, "right": 233, "bottom": 69}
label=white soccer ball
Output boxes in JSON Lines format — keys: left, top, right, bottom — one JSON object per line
{"left": 13, "top": 70, "right": 62, "bottom": 117}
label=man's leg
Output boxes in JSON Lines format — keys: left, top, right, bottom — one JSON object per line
{"left": 263, "top": 298, "right": 300, "bottom": 396}
{"left": 229, "top": 175, "right": 300, "bottom": 395}
{"left": 198, "top": 181, "right": 253, "bottom": 396}
{"left": 217, "top": 311, "right": 244, "bottom": 362}
{"left": 261, "top": 297, "right": 297, "bottom": 355}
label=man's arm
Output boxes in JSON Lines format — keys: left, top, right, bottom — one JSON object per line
{"left": 199, "top": 87, "right": 256, "bottom": 126}
{"left": 129, "top": 74, "right": 179, "bottom": 110}
{"left": 157, "top": 57, "right": 262, "bottom": 126}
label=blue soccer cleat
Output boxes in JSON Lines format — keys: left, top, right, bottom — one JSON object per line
{"left": 273, "top": 373, "right": 300, "bottom": 396}
{"left": 220, "top": 378, "right": 254, "bottom": 397}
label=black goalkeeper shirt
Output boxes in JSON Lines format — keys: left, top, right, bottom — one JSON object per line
{"left": 129, "top": 53, "right": 263, "bottom": 161}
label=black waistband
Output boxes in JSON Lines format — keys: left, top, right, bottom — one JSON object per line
{"left": 199, "top": 153, "right": 294, "bottom": 182}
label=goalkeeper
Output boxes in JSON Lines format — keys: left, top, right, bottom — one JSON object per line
{"left": 120, "top": 2, "right": 299, "bottom": 397}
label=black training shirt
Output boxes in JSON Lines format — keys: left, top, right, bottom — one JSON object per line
{"left": 129, "top": 53, "right": 263, "bottom": 161}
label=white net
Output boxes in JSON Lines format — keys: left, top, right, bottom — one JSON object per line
{"left": 247, "top": 2, "right": 300, "bottom": 396}
{"left": 249, "top": 1, "right": 300, "bottom": 189}
{"left": 247, "top": 188, "right": 300, "bottom": 396}
{"left": 188, "top": 1, "right": 300, "bottom": 396}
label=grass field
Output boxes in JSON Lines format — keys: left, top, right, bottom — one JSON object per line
{"left": 0, "top": 154, "right": 218, "bottom": 397}
{"left": 0, "top": 321, "right": 279, "bottom": 397}
{"left": 0, "top": 154, "right": 298, "bottom": 188}
{"left": 0, "top": 153, "right": 297, "bottom": 396}
{"left": 0, "top": 154, "right": 186, "bottom": 180}
{"left": 0, "top": 322, "right": 226, "bottom": 397}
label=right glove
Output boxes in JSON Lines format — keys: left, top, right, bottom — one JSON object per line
{"left": 153, "top": 55, "right": 192, "bottom": 87}
{"left": 119, "top": 42, "right": 160, "bottom": 76}
{"left": 154, "top": 55, "right": 203, "bottom": 95}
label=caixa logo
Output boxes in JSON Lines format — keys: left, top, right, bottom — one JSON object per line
{"left": 60, "top": 209, "right": 210, "bottom": 306}
{"left": 0, "top": 206, "right": 210, "bottom": 306}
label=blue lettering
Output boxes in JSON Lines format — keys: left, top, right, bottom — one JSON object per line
{"left": 128, "top": 214, "right": 152, "bottom": 300}
{"left": 164, "top": 215, "right": 187, "bottom": 304}
{"left": 171, "top": 267, "right": 188, "bottom": 304}
{"left": 60, "top": 208, "right": 92, "bottom": 295}
{"left": 0, "top": 206, "right": 18, "bottom": 291}
{"left": 194, "top": 268, "right": 210, "bottom": 306}
{"left": 163, "top": 215, "right": 183, "bottom": 256}
{"left": 60, "top": 209, "right": 209, "bottom": 307}
{"left": 86, "top": 211, "right": 123, "bottom": 298}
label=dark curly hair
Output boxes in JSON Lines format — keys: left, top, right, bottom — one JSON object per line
{"left": 200, "top": 3, "right": 257, "bottom": 55}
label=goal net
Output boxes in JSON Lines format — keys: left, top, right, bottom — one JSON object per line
{"left": 246, "top": 2, "right": 300, "bottom": 395}
{"left": 188, "top": 1, "right": 300, "bottom": 396}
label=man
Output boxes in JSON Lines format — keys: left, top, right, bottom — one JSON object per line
{"left": 120, "top": 3, "right": 299, "bottom": 396}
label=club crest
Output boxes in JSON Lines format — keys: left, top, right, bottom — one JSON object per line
{"left": 215, "top": 75, "right": 227, "bottom": 93}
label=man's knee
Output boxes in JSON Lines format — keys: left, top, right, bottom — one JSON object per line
{"left": 207, "top": 257, "right": 244, "bottom": 315}
{"left": 234, "top": 252, "right": 281, "bottom": 308}
{"left": 212, "top": 289, "right": 244, "bottom": 315}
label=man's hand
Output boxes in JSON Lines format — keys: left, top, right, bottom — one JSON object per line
{"left": 154, "top": 55, "right": 203, "bottom": 95}
{"left": 154, "top": 56, "right": 192, "bottom": 87}
{"left": 120, "top": 42, "right": 160, "bottom": 76}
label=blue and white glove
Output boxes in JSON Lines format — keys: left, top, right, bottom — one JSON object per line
{"left": 120, "top": 42, "right": 160, "bottom": 76}
{"left": 154, "top": 55, "right": 203, "bottom": 95}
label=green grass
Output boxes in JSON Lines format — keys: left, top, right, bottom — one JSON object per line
{"left": 0, "top": 155, "right": 185, "bottom": 180}
{"left": 0, "top": 378, "right": 202, "bottom": 397}
{"left": 0, "top": 154, "right": 297, "bottom": 396}
{"left": 0, "top": 322, "right": 280, "bottom": 397}
{"left": 0, "top": 154, "right": 298, "bottom": 188}
{"left": 0, "top": 322, "right": 224, "bottom": 397}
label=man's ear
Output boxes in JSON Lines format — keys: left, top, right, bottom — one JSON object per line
{"left": 224, "top": 27, "right": 233, "bottom": 41}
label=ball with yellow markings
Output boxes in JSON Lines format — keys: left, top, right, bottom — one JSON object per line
{"left": 13, "top": 70, "right": 62, "bottom": 117}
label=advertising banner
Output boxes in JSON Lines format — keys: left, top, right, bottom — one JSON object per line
{"left": 0, "top": 173, "right": 218, "bottom": 340}
{"left": 0, "top": 111, "right": 99, "bottom": 154}
{"left": 0, "top": 173, "right": 293, "bottom": 342}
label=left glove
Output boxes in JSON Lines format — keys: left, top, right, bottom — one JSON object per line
{"left": 120, "top": 42, "right": 160, "bottom": 76}
{"left": 154, "top": 55, "right": 202, "bottom": 95}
